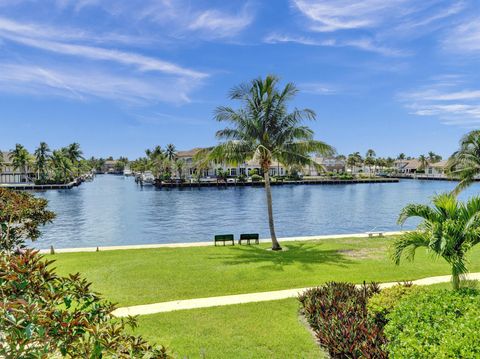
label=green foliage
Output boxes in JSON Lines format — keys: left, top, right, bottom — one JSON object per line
{"left": 394, "top": 193, "right": 480, "bottom": 289}
{"left": 0, "top": 188, "right": 56, "bottom": 252}
{"left": 367, "top": 284, "right": 419, "bottom": 325}
{"left": 250, "top": 174, "right": 263, "bottom": 182}
{"left": 385, "top": 288, "right": 480, "bottom": 358}
{"left": 0, "top": 250, "right": 170, "bottom": 358}
{"left": 299, "top": 282, "right": 387, "bottom": 359}
{"left": 237, "top": 173, "right": 247, "bottom": 183}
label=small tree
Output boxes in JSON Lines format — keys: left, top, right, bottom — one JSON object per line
{"left": 393, "top": 193, "right": 480, "bottom": 290}
{"left": 0, "top": 188, "right": 55, "bottom": 252}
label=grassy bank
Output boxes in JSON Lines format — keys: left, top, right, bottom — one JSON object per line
{"left": 134, "top": 298, "right": 324, "bottom": 359}
{"left": 49, "top": 236, "right": 480, "bottom": 306}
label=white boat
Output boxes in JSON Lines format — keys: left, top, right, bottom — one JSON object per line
{"left": 141, "top": 171, "right": 155, "bottom": 186}
{"left": 123, "top": 168, "right": 133, "bottom": 176}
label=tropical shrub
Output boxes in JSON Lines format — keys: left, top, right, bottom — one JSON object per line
{"left": 367, "top": 284, "right": 419, "bottom": 325}
{"left": 0, "top": 188, "right": 55, "bottom": 252}
{"left": 237, "top": 174, "right": 247, "bottom": 183}
{"left": 299, "top": 282, "right": 387, "bottom": 359}
{"left": 0, "top": 250, "right": 170, "bottom": 358}
{"left": 250, "top": 174, "right": 263, "bottom": 182}
{"left": 385, "top": 288, "right": 480, "bottom": 358}
{"left": 393, "top": 193, "right": 480, "bottom": 289}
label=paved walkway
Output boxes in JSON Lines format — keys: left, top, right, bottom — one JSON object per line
{"left": 112, "top": 272, "right": 480, "bottom": 317}
{"left": 39, "top": 231, "right": 404, "bottom": 253}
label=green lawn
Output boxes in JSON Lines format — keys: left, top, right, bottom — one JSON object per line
{"left": 48, "top": 236, "right": 480, "bottom": 307}
{"left": 134, "top": 298, "right": 324, "bottom": 359}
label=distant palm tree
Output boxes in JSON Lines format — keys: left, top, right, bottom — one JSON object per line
{"left": 34, "top": 142, "right": 51, "bottom": 183}
{"left": 347, "top": 152, "right": 363, "bottom": 174}
{"left": 418, "top": 154, "right": 428, "bottom": 172}
{"left": 393, "top": 193, "right": 480, "bottom": 290}
{"left": 166, "top": 144, "right": 177, "bottom": 161}
{"left": 50, "top": 150, "right": 73, "bottom": 183}
{"left": 447, "top": 130, "right": 480, "bottom": 194}
{"left": 427, "top": 151, "right": 441, "bottom": 163}
{"left": 10, "top": 144, "right": 32, "bottom": 183}
{"left": 64, "top": 143, "right": 84, "bottom": 177}
{"left": 397, "top": 153, "right": 406, "bottom": 160}
{"left": 205, "top": 75, "right": 334, "bottom": 250}
{"left": 175, "top": 158, "right": 185, "bottom": 179}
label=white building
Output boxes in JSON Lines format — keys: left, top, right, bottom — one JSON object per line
{"left": 0, "top": 151, "right": 35, "bottom": 184}
{"left": 425, "top": 160, "right": 448, "bottom": 177}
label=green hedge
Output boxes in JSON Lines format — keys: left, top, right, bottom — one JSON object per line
{"left": 385, "top": 289, "right": 480, "bottom": 358}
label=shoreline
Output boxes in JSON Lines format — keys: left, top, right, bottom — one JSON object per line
{"left": 38, "top": 230, "right": 405, "bottom": 254}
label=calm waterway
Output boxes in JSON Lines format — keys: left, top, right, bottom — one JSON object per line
{"left": 33, "top": 174, "right": 480, "bottom": 249}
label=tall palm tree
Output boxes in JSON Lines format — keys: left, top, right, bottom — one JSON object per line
{"left": 10, "top": 144, "right": 32, "bottom": 183}
{"left": 204, "top": 75, "right": 334, "bottom": 250}
{"left": 366, "top": 149, "right": 376, "bottom": 158}
{"left": 397, "top": 153, "right": 406, "bottom": 160}
{"left": 394, "top": 193, "right": 480, "bottom": 290}
{"left": 34, "top": 142, "right": 51, "bottom": 183}
{"left": 175, "top": 158, "right": 185, "bottom": 179}
{"left": 447, "top": 130, "right": 480, "bottom": 194}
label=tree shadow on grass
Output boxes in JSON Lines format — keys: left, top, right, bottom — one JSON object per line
{"left": 211, "top": 242, "right": 353, "bottom": 272}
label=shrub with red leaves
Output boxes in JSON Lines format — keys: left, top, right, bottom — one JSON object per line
{"left": 0, "top": 250, "right": 171, "bottom": 358}
{"left": 299, "top": 282, "right": 387, "bottom": 359}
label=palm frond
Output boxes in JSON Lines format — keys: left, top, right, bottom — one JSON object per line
{"left": 391, "top": 231, "right": 430, "bottom": 265}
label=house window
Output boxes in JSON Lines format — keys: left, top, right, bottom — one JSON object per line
{"left": 230, "top": 168, "right": 237, "bottom": 176}
{"left": 239, "top": 168, "right": 246, "bottom": 175}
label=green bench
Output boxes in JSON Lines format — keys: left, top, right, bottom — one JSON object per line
{"left": 239, "top": 233, "right": 259, "bottom": 245}
{"left": 214, "top": 234, "right": 234, "bottom": 246}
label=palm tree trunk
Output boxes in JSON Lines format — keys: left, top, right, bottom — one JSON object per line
{"left": 263, "top": 170, "right": 281, "bottom": 250}
{"left": 452, "top": 270, "right": 460, "bottom": 290}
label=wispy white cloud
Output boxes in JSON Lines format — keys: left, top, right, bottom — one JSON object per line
{"left": 443, "top": 17, "right": 480, "bottom": 54}
{"left": 299, "top": 82, "right": 336, "bottom": 95}
{"left": 399, "top": 77, "right": 480, "bottom": 126}
{"left": 188, "top": 8, "right": 253, "bottom": 38}
{"left": 264, "top": 33, "right": 407, "bottom": 57}
{"left": 288, "top": 0, "right": 467, "bottom": 56}
{"left": 0, "top": 63, "right": 197, "bottom": 104}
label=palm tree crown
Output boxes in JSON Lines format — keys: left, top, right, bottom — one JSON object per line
{"left": 206, "top": 75, "right": 334, "bottom": 250}
{"left": 447, "top": 130, "right": 480, "bottom": 194}
{"left": 393, "top": 193, "right": 480, "bottom": 290}
{"left": 10, "top": 144, "right": 32, "bottom": 183}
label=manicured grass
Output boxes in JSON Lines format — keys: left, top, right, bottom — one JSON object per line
{"left": 48, "top": 236, "right": 480, "bottom": 306}
{"left": 133, "top": 298, "right": 324, "bottom": 359}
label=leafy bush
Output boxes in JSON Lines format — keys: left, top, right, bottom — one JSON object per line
{"left": 367, "top": 283, "right": 419, "bottom": 325}
{"left": 250, "top": 174, "right": 263, "bottom": 182}
{"left": 237, "top": 174, "right": 247, "bottom": 183}
{"left": 0, "top": 250, "right": 170, "bottom": 358}
{"left": 299, "top": 282, "right": 387, "bottom": 359}
{"left": 385, "top": 288, "right": 480, "bottom": 358}
{"left": 0, "top": 188, "right": 56, "bottom": 252}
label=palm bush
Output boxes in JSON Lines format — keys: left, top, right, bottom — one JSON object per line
{"left": 393, "top": 193, "right": 480, "bottom": 289}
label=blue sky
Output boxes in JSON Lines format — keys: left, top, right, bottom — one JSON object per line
{"left": 0, "top": 0, "right": 479, "bottom": 159}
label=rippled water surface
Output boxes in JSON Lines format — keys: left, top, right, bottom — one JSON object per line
{"left": 33, "top": 175, "right": 480, "bottom": 249}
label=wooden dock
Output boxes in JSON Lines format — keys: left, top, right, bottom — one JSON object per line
{"left": 156, "top": 178, "right": 399, "bottom": 188}
{"left": 0, "top": 179, "right": 81, "bottom": 190}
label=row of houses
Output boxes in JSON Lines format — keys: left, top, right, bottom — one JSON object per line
{"left": 175, "top": 149, "right": 353, "bottom": 179}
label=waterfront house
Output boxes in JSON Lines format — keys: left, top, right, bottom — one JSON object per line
{"left": 307, "top": 157, "right": 345, "bottom": 175}
{"left": 425, "top": 160, "right": 448, "bottom": 177}
{"left": 395, "top": 159, "right": 421, "bottom": 174}
{"left": 0, "top": 151, "right": 35, "bottom": 184}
